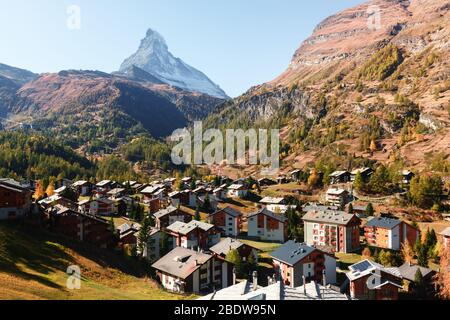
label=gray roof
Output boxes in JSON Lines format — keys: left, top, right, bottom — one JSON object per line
{"left": 167, "top": 220, "right": 214, "bottom": 235}
{"left": 210, "top": 238, "right": 246, "bottom": 256}
{"left": 152, "top": 247, "right": 213, "bottom": 279}
{"left": 198, "top": 280, "right": 351, "bottom": 300}
{"left": 365, "top": 217, "right": 402, "bottom": 229}
{"left": 303, "top": 204, "right": 339, "bottom": 212}
{"left": 329, "top": 171, "right": 350, "bottom": 177}
{"left": 0, "top": 178, "right": 30, "bottom": 193}
{"left": 212, "top": 206, "right": 241, "bottom": 218}
{"left": 248, "top": 208, "right": 287, "bottom": 223}
{"left": 96, "top": 180, "right": 112, "bottom": 187}
{"left": 153, "top": 206, "right": 179, "bottom": 219}
{"left": 398, "top": 263, "right": 434, "bottom": 282}
{"left": 270, "top": 241, "right": 317, "bottom": 266}
{"left": 302, "top": 210, "right": 357, "bottom": 226}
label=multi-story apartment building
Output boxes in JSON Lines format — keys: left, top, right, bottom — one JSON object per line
{"left": 270, "top": 241, "right": 337, "bottom": 288}
{"left": 209, "top": 206, "right": 242, "bottom": 237}
{"left": 152, "top": 247, "right": 233, "bottom": 294}
{"left": 247, "top": 208, "right": 287, "bottom": 243}
{"left": 302, "top": 209, "right": 361, "bottom": 253}
{"left": 364, "top": 217, "right": 419, "bottom": 251}
{"left": 0, "top": 179, "right": 32, "bottom": 220}
{"left": 166, "top": 220, "right": 221, "bottom": 251}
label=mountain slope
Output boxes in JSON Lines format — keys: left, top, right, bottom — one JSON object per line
{"left": 119, "top": 28, "right": 228, "bottom": 99}
{"left": 0, "top": 63, "right": 37, "bottom": 86}
{"left": 0, "top": 222, "right": 194, "bottom": 300}
{"left": 204, "top": 0, "right": 450, "bottom": 175}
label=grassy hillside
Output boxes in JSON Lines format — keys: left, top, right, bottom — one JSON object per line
{"left": 0, "top": 222, "right": 195, "bottom": 300}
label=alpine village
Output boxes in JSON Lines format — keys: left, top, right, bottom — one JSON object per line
{"left": 0, "top": 0, "right": 449, "bottom": 301}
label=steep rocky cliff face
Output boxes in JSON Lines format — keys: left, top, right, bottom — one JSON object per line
{"left": 206, "top": 0, "right": 449, "bottom": 174}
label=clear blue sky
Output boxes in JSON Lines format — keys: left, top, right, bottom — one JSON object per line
{"left": 0, "top": 0, "right": 364, "bottom": 97}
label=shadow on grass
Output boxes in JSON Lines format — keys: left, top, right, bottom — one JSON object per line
{"left": 0, "top": 221, "right": 147, "bottom": 292}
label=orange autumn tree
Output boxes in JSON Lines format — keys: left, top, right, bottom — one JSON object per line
{"left": 34, "top": 180, "right": 45, "bottom": 199}
{"left": 436, "top": 246, "right": 450, "bottom": 299}
{"left": 45, "top": 181, "right": 55, "bottom": 196}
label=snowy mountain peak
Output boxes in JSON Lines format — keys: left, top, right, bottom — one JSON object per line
{"left": 119, "top": 29, "right": 228, "bottom": 99}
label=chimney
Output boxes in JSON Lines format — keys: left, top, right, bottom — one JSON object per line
{"left": 303, "top": 275, "right": 307, "bottom": 295}
{"left": 252, "top": 271, "right": 258, "bottom": 291}
{"left": 232, "top": 267, "right": 237, "bottom": 285}
{"left": 322, "top": 269, "right": 327, "bottom": 287}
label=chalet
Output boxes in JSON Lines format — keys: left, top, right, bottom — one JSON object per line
{"left": 210, "top": 238, "right": 259, "bottom": 263}
{"left": 329, "top": 171, "right": 351, "bottom": 185}
{"left": 350, "top": 167, "right": 373, "bottom": 182}
{"left": 257, "top": 177, "right": 277, "bottom": 187}
{"left": 137, "top": 227, "right": 162, "bottom": 262}
{"left": 209, "top": 206, "right": 242, "bottom": 237}
{"left": 302, "top": 209, "right": 361, "bottom": 253}
{"left": 439, "top": 227, "right": 450, "bottom": 249}
{"left": 181, "top": 177, "right": 193, "bottom": 187}
{"left": 141, "top": 184, "right": 165, "bottom": 202}
{"left": 72, "top": 180, "right": 93, "bottom": 196}
{"left": 153, "top": 205, "right": 192, "bottom": 229}
{"left": 152, "top": 247, "right": 233, "bottom": 294}
{"left": 346, "top": 260, "right": 403, "bottom": 300}
{"left": 247, "top": 208, "right": 287, "bottom": 243}
{"left": 46, "top": 205, "right": 114, "bottom": 249}
{"left": 168, "top": 190, "right": 190, "bottom": 207}
{"left": 54, "top": 178, "right": 73, "bottom": 189}
{"left": 290, "top": 169, "right": 302, "bottom": 182}
{"left": 95, "top": 180, "right": 115, "bottom": 193}
{"left": 0, "top": 179, "right": 32, "bottom": 220}
{"left": 147, "top": 197, "right": 161, "bottom": 215}
{"left": 259, "top": 197, "right": 293, "bottom": 213}
{"left": 198, "top": 194, "right": 220, "bottom": 211}
{"left": 107, "top": 188, "right": 126, "bottom": 200}
{"left": 166, "top": 220, "right": 220, "bottom": 251}
{"left": 325, "top": 188, "right": 350, "bottom": 208}
{"left": 400, "top": 170, "right": 415, "bottom": 185}
{"left": 227, "top": 184, "right": 248, "bottom": 198}
{"left": 398, "top": 262, "right": 436, "bottom": 293}
{"left": 199, "top": 278, "right": 351, "bottom": 300}
{"left": 213, "top": 186, "right": 227, "bottom": 200}
{"left": 117, "top": 222, "right": 141, "bottom": 245}
{"left": 276, "top": 175, "right": 288, "bottom": 184}
{"left": 364, "top": 217, "right": 419, "bottom": 251}
{"left": 270, "top": 241, "right": 336, "bottom": 288}
{"left": 163, "top": 177, "right": 177, "bottom": 187}
{"left": 39, "top": 194, "right": 77, "bottom": 210}
{"left": 78, "top": 197, "right": 115, "bottom": 216}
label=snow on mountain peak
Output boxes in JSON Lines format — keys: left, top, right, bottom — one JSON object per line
{"left": 119, "top": 28, "right": 228, "bottom": 99}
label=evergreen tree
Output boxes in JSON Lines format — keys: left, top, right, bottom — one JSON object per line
{"left": 227, "top": 249, "right": 244, "bottom": 278}
{"left": 417, "top": 245, "right": 429, "bottom": 267}
{"left": 366, "top": 203, "right": 374, "bottom": 216}
{"left": 137, "top": 216, "right": 151, "bottom": 259}
{"left": 414, "top": 268, "right": 425, "bottom": 298}
{"left": 348, "top": 203, "right": 354, "bottom": 214}
{"left": 354, "top": 172, "right": 365, "bottom": 192}
{"left": 194, "top": 206, "right": 201, "bottom": 221}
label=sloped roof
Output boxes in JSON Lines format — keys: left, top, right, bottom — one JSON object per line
{"left": 167, "top": 220, "right": 215, "bottom": 235}
{"left": 153, "top": 205, "right": 179, "bottom": 219}
{"left": 270, "top": 241, "right": 318, "bottom": 266}
{"left": 210, "top": 238, "right": 246, "bottom": 256}
{"left": 260, "top": 197, "right": 286, "bottom": 205}
{"left": 365, "top": 217, "right": 402, "bottom": 229}
{"left": 440, "top": 227, "right": 450, "bottom": 237}
{"left": 211, "top": 206, "right": 241, "bottom": 218}
{"left": 398, "top": 263, "right": 435, "bottom": 282}
{"left": 248, "top": 208, "right": 287, "bottom": 223}
{"left": 346, "top": 259, "right": 402, "bottom": 282}
{"left": 0, "top": 178, "right": 30, "bottom": 193}
{"left": 152, "top": 247, "right": 213, "bottom": 279}
{"left": 302, "top": 210, "right": 357, "bottom": 226}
